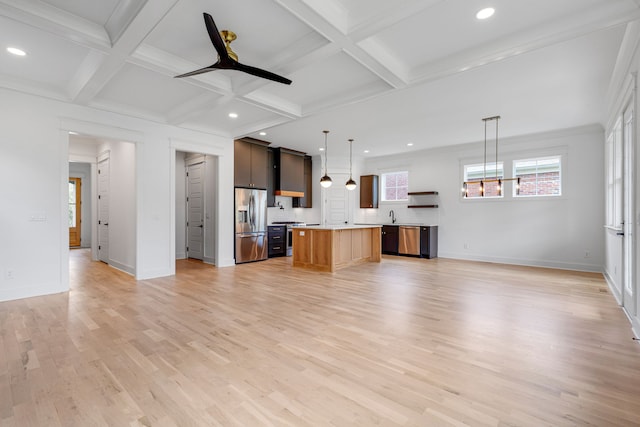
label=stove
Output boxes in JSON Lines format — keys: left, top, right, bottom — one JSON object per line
{"left": 271, "top": 222, "right": 305, "bottom": 255}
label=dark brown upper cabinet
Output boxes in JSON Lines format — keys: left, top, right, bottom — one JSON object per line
{"left": 360, "top": 175, "right": 379, "bottom": 208}
{"left": 293, "top": 155, "right": 312, "bottom": 208}
{"left": 234, "top": 138, "right": 270, "bottom": 188}
{"left": 274, "top": 148, "right": 305, "bottom": 197}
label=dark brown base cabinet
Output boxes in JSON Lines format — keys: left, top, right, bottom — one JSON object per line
{"left": 420, "top": 226, "right": 438, "bottom": 259}
{"left": 381, "top": 225, "right": 438, "bottom": 258}
{"left": 268, "top": 226, "right": 286, "bottom": 257}
{"left": 381, "top": 225, "right": 399, "bottom": 255}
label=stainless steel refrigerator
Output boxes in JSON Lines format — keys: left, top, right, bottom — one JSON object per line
{"left": 235, "top": 187, "right": 268, "bottom": 263}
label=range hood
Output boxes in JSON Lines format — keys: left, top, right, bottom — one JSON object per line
{"left": 274, "top": 147, "right": 305, "bottom": 197}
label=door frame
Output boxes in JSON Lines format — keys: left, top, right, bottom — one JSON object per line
{"left": 62, "top": 118, "right": 141, "bottom": 285}
{"left": 69, "top": 177, "right": 82, "bottom": 247}
{"left": 623, "top": 96, "right": 636, "bottom": 317}
{"left": 170, "top": 141, "right": 225, "bottom": 275}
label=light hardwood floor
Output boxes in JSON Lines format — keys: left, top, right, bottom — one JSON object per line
{"left": 1, "top": 250, "right": 640, "bottom": 426}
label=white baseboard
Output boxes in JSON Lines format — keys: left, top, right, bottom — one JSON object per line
{"left": 602, "top": 269, "right": 623, "bottom": 305}
{"left": 0, "top": 283, "right": 68, "bottom": 303}
{"left": 439, "top": 252, "right": 602, "bottom": 273}
{"left": 176, "top": 252, "right": 186, "bottom": 259}
{"left": 108, "top": 260, "right": 135, "bottom": 276}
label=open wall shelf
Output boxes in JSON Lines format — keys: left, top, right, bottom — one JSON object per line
{"left": 407, "top": 191, "right": 439, "bottom": 208}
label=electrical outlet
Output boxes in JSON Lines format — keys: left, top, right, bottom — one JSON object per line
{"left": 464, "top": 243, "right": 469, "bottom": 249}
{"left": 5, "top": 269, "right": 14, "bottom": 280}
{"left": 584, "top": 250, "right": 590, "bottom": 258}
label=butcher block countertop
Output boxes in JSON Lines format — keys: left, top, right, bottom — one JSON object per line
{"left": 298, "top": 224, "right": 382, "bottom": 230}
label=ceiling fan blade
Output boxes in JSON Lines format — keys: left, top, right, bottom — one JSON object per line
{"left": 235, "top": 62, "right": 292, "bottom": 85}
{"left": 203, "top": 12, "right": 228, "bottom": 59}
{"left": 174, "top": 65, "right": 218, "bottom": 78}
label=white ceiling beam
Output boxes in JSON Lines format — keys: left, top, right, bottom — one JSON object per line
{"left": 0, "top": 0, "right": 110, "bottom": 50}
{"left": 166, "top": 92, "right": 227, "bottom": 125}
{"left": 233, "top": 115, "right": 296, "bottom": 140}
{"left": 72, "top": 0, "right": 180, "bottom": 105}
{"left": 130, "top": 43, "right": 233, "bottom": 93}
{"left": 275, "top": 0, "right": 406, "bottom": 88}
{"left": 411, "top": 1, "right": 640, "bottom": 85}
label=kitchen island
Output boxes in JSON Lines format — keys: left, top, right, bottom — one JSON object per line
{"left": 291, "top": 225, "right": 382, "bottom": 272}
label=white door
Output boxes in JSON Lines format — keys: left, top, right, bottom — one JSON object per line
{"left": 186, "top": 162, "right": 204, "bottom": 260}
{"left": 323, "top": 173, "right": 350, "bottom": 225}
{"left": 97, "top": 156, "right": 110, "bottom": 263}
{"left": 623, "top": 102, "right": 635, "bottom": 316}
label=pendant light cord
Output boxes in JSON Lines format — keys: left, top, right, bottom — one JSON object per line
{"left": 323, "top": 130, "right": 329, "bottom": 175}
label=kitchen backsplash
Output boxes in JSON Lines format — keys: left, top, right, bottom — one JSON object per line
{"left": 267, "top": 196, "right": 321, "bottom": 224}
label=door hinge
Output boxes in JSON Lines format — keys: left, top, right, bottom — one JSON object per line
{"left": 186, "top": 222, "right": 189, "bottom": 227}
{"left": 99, "top": 245, "right": 101, "bottom": 250}
{"left": 187, "top": 197, "right": 189, "bottom": 202}
{"left": 186, "top": 247, "right": 189, "bottom": 252}
{"left": 98, "top": 169, "right": 101, "bottom": 174}
{"left": 98, "top": 220, "right": 101, "bottom": 225}
{"left": 98, "top": 195, "right": 101, "bottom": 199}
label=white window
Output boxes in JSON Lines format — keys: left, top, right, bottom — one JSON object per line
{"left": 606, "top": 120, "right": 623, "bottom": 227}
{"left": 513, "top": 156, "right": 562, "bottom": 197}
{"left": 463, "top": 162, "right": 503, "bottom": 198}
{"left": 381, "top": 171, "right": 408, "bottom": 201}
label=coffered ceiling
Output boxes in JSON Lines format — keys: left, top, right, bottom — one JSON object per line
{"left": 1, "top": 0, "right": 638, "bottom": 157}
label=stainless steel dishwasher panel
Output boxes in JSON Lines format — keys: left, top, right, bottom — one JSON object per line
{"left": 399, "top": 226, "right": 420, "bottom": 255}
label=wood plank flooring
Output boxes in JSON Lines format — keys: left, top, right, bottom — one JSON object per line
{"left": 1, "top": 250, "right": 639, "bottom": 426}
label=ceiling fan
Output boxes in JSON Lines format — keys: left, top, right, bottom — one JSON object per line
{"left": 174, "top": 13, "right": 292, "bottom": 85}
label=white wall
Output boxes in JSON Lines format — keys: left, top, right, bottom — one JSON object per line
{"left": 360, "top": 125, "right": 605, "bottom": 272}
{"left": 0, "top": 88, "right": 234, "bottom": 302}
{"left": 69, "top": 162, "right": 92, "bottom": 248}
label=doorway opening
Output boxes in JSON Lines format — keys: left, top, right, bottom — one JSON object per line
{"left": 68, "top": 133, "right": 136, "bottom": 276}
{"left": 175, "top": 151, "right": 218, "bottom": 266}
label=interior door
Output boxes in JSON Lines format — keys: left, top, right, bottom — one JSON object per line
{"left": 68, "top": 177, "right": 81, "bottom": 247}
{"left": 323, "top": 173, "right": 350, "bottom": 225}
{"left": 623, "top": 102, "right": 635, "bottom": 316}
{"left": 97, "top": 157, "right": 109, "bottom": 263}
{"left": 186, "top": 162, "right": 204, "bottom": 260}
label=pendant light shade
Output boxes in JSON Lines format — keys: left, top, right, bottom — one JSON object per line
{"left": 320, "top": 130, "right": 332, "bottom": 188}
{"left": 345, "top": 138, "right": 357, "bottom": 190}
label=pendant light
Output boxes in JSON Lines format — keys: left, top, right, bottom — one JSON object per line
{"left": 345, "top": 138, "right": 357, "bottom": 190}
{"left": 462, "top": 115, "right": 520, "bottom": 197}
{"left": 320, "top": 130, "right": 333, "bottom": 188}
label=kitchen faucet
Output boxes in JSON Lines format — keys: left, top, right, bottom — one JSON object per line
{"left": 389, "top": 209, "right": 396, "bottom": 224}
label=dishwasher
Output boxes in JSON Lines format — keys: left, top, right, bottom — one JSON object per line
{"left": 399, "top": 226, "right": 421, "bottom": 256}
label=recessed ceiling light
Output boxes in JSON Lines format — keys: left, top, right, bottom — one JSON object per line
{"left": 228, "top": 112, "right": 238, "bottom": 118}
{"left": 476, "top": 7, "right": 495, "bottom": 20}
{"left": 7, "top": 47, "right": 26, "bottom": 56}
{"left": 407, "top": 143, "right": 414, "bottom": 147}
{"left": 68, "top": 131, "right": 79, "bottom": 135}
{"left": 259, "top": 132, "right": 266, "bottom": 136}
{"left": 319, "top": 147, "right": 325, "bottom": 151}
{"left": 364, "top": 150, "right": 370, "bottom": 153}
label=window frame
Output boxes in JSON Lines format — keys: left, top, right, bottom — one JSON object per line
{"left": 512, "top": 155, "right": 562, "bottom": 198}
{"left": 462, "top": 161, "right": 504, "bottom": 199}
{"left": 380, "top": 170, "right": 409, "bottom": 202}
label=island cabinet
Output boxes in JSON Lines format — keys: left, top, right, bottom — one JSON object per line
{"left": 293, "top": 155, "right": 312, "bottom": 208}
{"left": 292, "top": 225, "right": 381, "bottom": 272}
{"left": 420, "top": 226, "right": 438, "bottom": 259}
{"left": 381, "top": 225, "right": 399, "bottom": 255}
{"left": 235, "top": 138, "right": 269, "bottom": 188}
{"left": 360, "top": 175, "right": 379, "bottom": 208}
